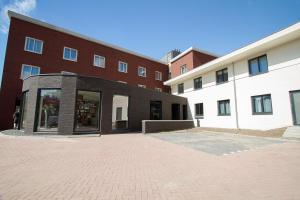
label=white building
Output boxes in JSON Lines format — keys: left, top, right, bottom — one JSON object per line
{"left": 164, "top": 22, "right": 300, "bottom": 131}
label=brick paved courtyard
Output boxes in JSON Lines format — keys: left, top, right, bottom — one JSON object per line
{"left": 0, "top": 132, "right": 300, "bottom": 200}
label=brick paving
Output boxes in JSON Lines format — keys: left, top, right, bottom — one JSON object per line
{"left": 0, "top": 133, "right": 300, "bottom": 200}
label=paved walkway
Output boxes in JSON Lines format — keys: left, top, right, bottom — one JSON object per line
{"left": 0, "top": 132, "right": 300, "bottom": 200}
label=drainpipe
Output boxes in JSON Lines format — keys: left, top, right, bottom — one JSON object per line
{"left": 232, "top": 62, "right": 240, "bottom": 130}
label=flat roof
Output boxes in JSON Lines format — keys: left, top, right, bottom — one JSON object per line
{"left": 164, "top": 21, "right": 300, "bottom": 86}
{"left": 170, "top": 47, "right": 219, "bottom": 63}
{"left": 8, "top": 10, "right": 167, "bottom": 65}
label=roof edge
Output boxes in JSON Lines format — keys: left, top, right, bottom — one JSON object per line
{"left": 8, "top": 10, "right": 167, "bottom": 65}
{"left": 164, "top": 21, "right": 300, "bottom": 86}
{"left": 170, "top": 46, "right": 219, "bottom": 63}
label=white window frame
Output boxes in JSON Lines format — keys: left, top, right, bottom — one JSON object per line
{"left": 138, "top": 66, "right": 146, "bottom": 77}
{"left": 155, "top": 71, "right": 162, "bottom": 81}
{"left": 118, "top": 61, "right": 128, "bottom": 73}
{"left": 138, "top": 84, "right": 146, "bottom": 88}
{"left": 63, "top": 47, "right": 78, "bottom": 62}
{"left": 180, "top": 65, "right": 188, "bottom": 74}
{"left": 24, "top": 37, "right": 43, "bottom": 54}
{"left": 20, "top": 64, "right": 40, "bottom": 80}
{"left": 155, "top": 87, "right": 162, "bottom": 92}
{"left": 93, "top": 54, "right": 105, "bottom": 68}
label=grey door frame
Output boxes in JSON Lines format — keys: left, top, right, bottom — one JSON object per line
{"left": 290, "top": 90, "right": 300, "bottom": 126}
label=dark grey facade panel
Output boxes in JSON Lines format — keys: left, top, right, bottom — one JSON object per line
{"left": 22, "top": 74, "right": 188, "bottom": 135}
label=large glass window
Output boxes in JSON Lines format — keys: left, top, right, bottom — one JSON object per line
{"left": 150, "top": 101, "right": 162, "bottom": 120}
{"left": 249, "top": 55, "right": 268, "bottom": 75}
{"left": 216, "top": 68, "right": 228, "bottom": 84}
{"left": 194, "top": 77, "right": 202, "bottom": 90}
{"left": 21, "top": 64, "right": 40, "bottom": 79}
{"left": 20, "top": 91, "right": 29, "bottom": 129}
{"left": 24, "top": 37, "right": 43, "bottom": 54}
{"left": 36, "top": 89, "right": 61, "bottom": 132}
{"left": 75, "top": 91, "right": 101, "bottom": 132}
{"left": 112, "top": 95, "right": 129, "bottom": 130}
{"left": 251, "top": 94, "right": 272, "bottom": 114}
{"left": 218, "top": 99, "right": 231, "bottom": 116}
{"left": 63, "top": 47, "right": 78, "bottom": 61}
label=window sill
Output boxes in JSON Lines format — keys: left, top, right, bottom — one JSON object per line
{"left": 94, "top": 65, "right": 105, "bottom": 68}
{"left": 195, "top": 115, "right": 204, "bottom": 119}
{"left": 194, "top": 87, "right": 203, "bottom": 91}
{"left": 63, "top": 58, "right": 77, "bottom": 62}
{"left": 252, "top": 112, "right": 273, "bottom": 115}
{"left": 216, "top": 81, "right": 228, "bottom": 85}
{"left": 218, "top": 114, "right": 231, "bottom": 116}
{"left": 249, "top": 71, "right": 269, "bottom": 77}
{"left": 24, "top": 50, "right": 43, "bottom": 55}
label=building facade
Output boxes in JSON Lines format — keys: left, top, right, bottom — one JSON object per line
{"left": 21, "top": 74, "right": 188, "bottom": 134}
{"left": 165, "top": 23, "right": 300, "bottom": 130}
{"left": 169, "top": 47, "right": 217, "bottom": 78}
{"left": 0, "top": 11, "right": 170, "bottom": 130}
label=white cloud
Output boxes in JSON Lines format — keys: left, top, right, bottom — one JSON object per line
{"left": 0, "top": 0, "right": 37, "bottom": 33}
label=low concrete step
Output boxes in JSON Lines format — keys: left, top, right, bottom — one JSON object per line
{"left": 283, "top": 126, "right": 300, "bottom": 138}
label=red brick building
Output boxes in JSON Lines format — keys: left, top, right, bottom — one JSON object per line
{"left": 0, "top": 11, "right": 217, "bottom": 130}
{"left": 169, "top": 47, "right": 217, "bottom": 78}
{"left": 0, "top": 11, "right": 170, "bottom": 130}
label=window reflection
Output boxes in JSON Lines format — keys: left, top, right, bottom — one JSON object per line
{"left": 75, "top": 91, "right": 101, "bottom": 132}
{"left": 37, "top": 89, "right": 61, "bottom": 131}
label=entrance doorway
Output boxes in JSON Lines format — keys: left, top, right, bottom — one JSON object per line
{"left": 112, "top": 95, "right": 129, "bottom": 130}
{"left": 172, "top": 104, "right": 180, "bottom": 120}
{"left": 150, "top": 101, "right": 162, "bottom": 120}
{"left": 290, "top": 90, "right": 300, "bottom": 125}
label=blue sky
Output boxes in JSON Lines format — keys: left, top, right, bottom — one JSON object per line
{"left": 0, "top": 0, "right": 300, "bottom": 84}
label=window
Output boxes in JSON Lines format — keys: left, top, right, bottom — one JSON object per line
{"left": 249, "top": 55, "right": 268, "bottom": 75}
{"left": 36, "top": 89, "right": 61, "bottom": 132}
{"left": 194, "top": 77, "right": 202, "bottom": 90}
{"left": 24, "top": 37, "right": 43, "bottom": 54}
{"left": 155, "top": 71, "right": 162, "bottom": 81}
{"left": 93, "top": 55, "right": 105, "bottom": 68}
{"left": 21, "top": 64, "right": 40, "bottom": 79}
{"left": 178, "top": 83, "right": 184, "bottom": 94}
{"left": 138, "top": 84, "right": 146, "bottom": 88}
{"left": 155, "top": 88, "right": 162, "bottom": 92}
{"left": 180, "top": 65, "right": 188, "bottom": 74}
{"left": 218, "top": 100, "right": 231, "bottom": 116}
{"left": 75, "top": 90, "right": 101, "bottom": 131}
{"left": 251, "top": 94, "right": 272, "bottom": 114}
{"left": 195, "top": 103, "right": 203, "bottom": 118}
{"left": 118, "top": 61, "right": 128, "bottom": 73}
{"left": 138, "top": 66, "right": 146, "bottom": 77}
{"left": 63, "top": 47, "right": 77, "bottom": 61}
{"left": 216, "top": 68, "right": 228, "bottom": 84}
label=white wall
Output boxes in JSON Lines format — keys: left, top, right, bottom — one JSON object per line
{"left": 171, "top": 38, "right": 300, "bottom": 130}
{"left": 112, "top": 95, "right": 128, "bottom": 123}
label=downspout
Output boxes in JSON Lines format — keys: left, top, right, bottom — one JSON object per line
{"left": 232, "top": 62, "right": 240, "bottom": 130}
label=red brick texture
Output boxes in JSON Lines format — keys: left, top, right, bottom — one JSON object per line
{"left": 170, "top": 50, "right": 216, "bottom": 78}
{"left": 0, "top": 18, "right": 169, "bottom": 130}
